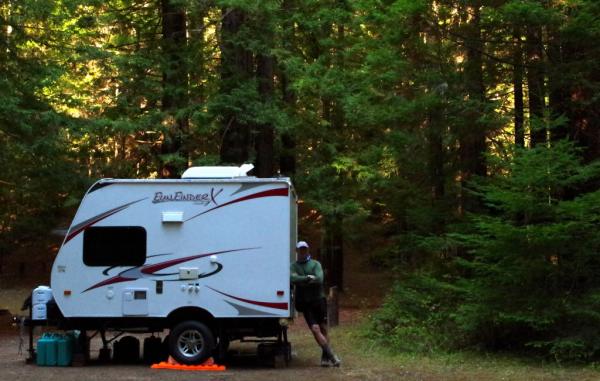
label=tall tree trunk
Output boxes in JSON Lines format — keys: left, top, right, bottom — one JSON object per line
{"left": 219, "top": 8, "right": 253, "bottom": 164}
{"left": 526, "top": 25, "right": 546, "bottom": 147}
{"left": 547, "top": 26, "right": 569, "bottom": 142}
{"left": 188, "top": 3, "right": 207, "bottom": 106}
{"left": 557, "top": 32, "right": 600, "bottom": 162}
{"left": 312, "top": 9, "right": 346, "bottom": 291}
{"left": 513, "top": 27, "right": 525, "bottom": 147}
{"left": 255, "top": 52, "right": 275, "bottom": 177}
{"left": 325, "top": 19, "right": 346, "bottom": 292}
{"left": 160, "top": 0, "right": 188, "bottom": 178}
{"left": 427, "top": 21, "right": 446, "bottom": 203}
{"left": 428, "top": 102, "right": 445, "bottom": 201}
{"left": 279, "top": 69, "right": 296, "bottom": 175}
{"left": 459, "top": 2, "right": 486, "bottom": 212}
{"left": 278, "top": 0, "right": 297, "bottom": 176}
{"left": 324, "top": 214, "right": 344, "bottom": 291}
{"left": 576, "top": 75, "right": 600, "bottom": 162}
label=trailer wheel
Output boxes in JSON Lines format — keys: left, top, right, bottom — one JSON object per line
{"left": 169, "top": 320, "right": 215, "bottom": 365}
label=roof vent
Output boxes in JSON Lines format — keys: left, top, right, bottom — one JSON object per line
{"left": 181, "top": 164, "right": 254, "bottom": 179}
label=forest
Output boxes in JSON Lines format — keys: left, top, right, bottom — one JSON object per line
{"left": 1, "top": 0, "right": 599, "bottom": 363}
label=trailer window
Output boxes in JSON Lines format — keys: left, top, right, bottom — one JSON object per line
{"left": 83, "top": 226, "right": 146, "bottom": 267}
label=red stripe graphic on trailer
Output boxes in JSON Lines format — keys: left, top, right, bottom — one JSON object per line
{"left": 64, "top": 198, "right": 147, "bottom": 243}
{"left": 207, "top": 286, "right": 289, "bottom": 310}
{"left": 83, "top": 276, "right": 135, "bottom": 291}
{"left": 185, "top": 187, "right": 289, "bottom": 222}
{"left": 140, "top": 247, "right": 257, "bottom": 275}
{"left": 82, "top": 247, "right": 257, "bottom": 292}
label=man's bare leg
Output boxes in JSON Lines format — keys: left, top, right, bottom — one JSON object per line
{"left": 310, "top": 324, "right": 340, "bottom": 366}
{"left": 317, "top": 323, "right": 331, "bottom": 366}
{"left": 310, "top": 324, "right": 328, "bottom": 346}
{"left": 320, "top": 323, "right": 328, "bottom": 341}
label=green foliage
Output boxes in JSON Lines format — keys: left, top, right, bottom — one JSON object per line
{"left": 369, "top": 273, "right": 466, "bottom": 353}
{"left": 370, "top": 141, "right": 600, "bottom": 362}
{"left": 0, "top": 0, "right": 83, "bottom": 246}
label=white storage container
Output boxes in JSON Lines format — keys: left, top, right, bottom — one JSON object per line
{"left": 32, "top": 286, "right": 53, "bottom": 305}
{"left": 32, "top": 303, "right": 47, "bottom": 320}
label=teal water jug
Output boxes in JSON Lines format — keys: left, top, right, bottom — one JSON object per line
{"left": 66, "top": 332, "right": 76, "bottom": 357}
{"left": 36, "top": 334, "right": 53, "bottom": 366}
{"left": 56, "top": 334, "right": 73, "bottom": 366}
{"left": 46, "top": 334, "right": 58, "bottom": 366}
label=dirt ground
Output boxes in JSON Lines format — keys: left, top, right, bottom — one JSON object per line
{"left": 3, "top": 309, "right": 600, "bottom": 381}
{"left": 0, "top": 309, "right": 398, "bottom": 381}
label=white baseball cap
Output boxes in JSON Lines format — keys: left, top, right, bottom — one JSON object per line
{"left": 296, "top": 241, "right": 309, "bottom": 249}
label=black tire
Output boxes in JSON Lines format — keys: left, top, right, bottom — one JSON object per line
{"left": 213, "top": 336, "right": 230, "bottom": 363}
{"left": 168, "top": 320, "right": 215, "bottom": 365}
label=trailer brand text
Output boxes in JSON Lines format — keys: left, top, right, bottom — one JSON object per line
{"left": 152, "top": 188, "right": 223, "bottom": 205}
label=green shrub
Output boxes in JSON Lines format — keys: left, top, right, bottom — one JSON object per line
{"left": 371, "top": 141, "right": 600, "bottom": 362}
{"left": 369, "top": 274, "right": 466, "bottom": 354}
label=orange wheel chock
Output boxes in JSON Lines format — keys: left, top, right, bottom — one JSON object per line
{"left": 151, "top": 357, "right": 226, "bottom": 371}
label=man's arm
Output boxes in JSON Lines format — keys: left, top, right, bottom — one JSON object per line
{"left": 290, "top": 263, "right": 309, "bottom": 284}
{"left": 309, "top": 261, "right": 324, "bottom": 284}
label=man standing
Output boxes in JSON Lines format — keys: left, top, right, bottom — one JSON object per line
{"left": 291, "top": 241, "right": 341, "bottom": 367}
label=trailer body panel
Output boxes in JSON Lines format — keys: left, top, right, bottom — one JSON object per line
{"left": 50, "top": 178, "right": 295, "bottom": 320}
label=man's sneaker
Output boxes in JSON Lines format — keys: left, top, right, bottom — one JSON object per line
{"left": 330, "top": 353, "right": 341, "bottom": 367}
{"left": 320, "top": 352, "right": 330, "bottom": 367}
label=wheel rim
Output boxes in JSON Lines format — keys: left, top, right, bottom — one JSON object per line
{"left": 177, "top": 329, "right": 204, "bottom": 358}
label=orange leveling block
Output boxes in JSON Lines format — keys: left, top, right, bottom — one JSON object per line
{"left": 151, "top": 356, "right": 226, "bottom": 371}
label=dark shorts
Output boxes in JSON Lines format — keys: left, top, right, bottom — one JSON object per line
{"left": 303, "top": 298, "right": 328, "bottom": 327}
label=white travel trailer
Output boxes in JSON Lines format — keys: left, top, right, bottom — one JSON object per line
{"left": 28, "top": 165, "right": 297, "bottom": 364}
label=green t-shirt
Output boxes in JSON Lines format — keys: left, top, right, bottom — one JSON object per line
{"left": 290, "top": 259, "right": 325, "bottom": 304}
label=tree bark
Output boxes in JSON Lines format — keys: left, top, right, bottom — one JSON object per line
{"left": 219, "top": 8, "right": 253, "bottom": 165}
{"left": 278, "top": 0, "right": 297, "bottom": 176}
{"left": 547, "top": 25, "right": 568, "bottom": 142}
{"left": 188, "top": 3, "right": 207, "bottom": 106}
{"left": 324, "top": 214, "right": 344, "bottom": 291}
{"left": 459, "top": 2, "right": 487, "bottom": 212}
{"left": 513, "top": 27, "right": 525, "bottom": 147}
{"left": 160, "top": 0, "right": 188, "bottom": 178}
{"left": 428, "top": 103, "right": 445, "bottom": 200}
{"left": 279, "top": 68, "right": 296, "bottom": 175}
{"left": 426, "top": 20, "right": 445, "bottom": 202}
{"left": 255, "top": 52, "right": 275, "bottom": 177}
{"left": 551, "top": 28, "right": 600, "bottom": 161}
{"left": 526, "top": 25, "right": 546, "bottom": 147}
{"left": 325, "top": 20, "right": 346, "bottom": 291}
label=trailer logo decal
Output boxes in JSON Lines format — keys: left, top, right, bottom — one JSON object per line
{"left": 207, "top": 286, "right": 289, "bottom": 310}
{"left": 64, "top": 197, "right": 148, "bottom": 243}
{"left": 82, "top": 247, "right": 258, "bottom": 293}
{"left": 185, "top": 187, "right": 289, "bottom": 222}
{"left": 152, "top": 188, "right": 223, "bottom": 206}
